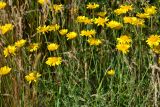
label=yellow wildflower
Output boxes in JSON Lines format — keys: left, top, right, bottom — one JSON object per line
{"left": 15, "top": 39, "right": 26, "bottom": 48}
{"left": 48, "top": 24, "right": 60, "bottom": 31}
{"left": 87, "top": 38, "right": 102, "bottom": 46}
{"left": 66, "top": 32, "right": 77, "bottom": 40}
{"left": 94, "top": 17, "right": 109, "bottom": 27}
{"left": 59, "top": 29, "right": 68, "bottom": 35}
{"left": 136, "top": 13, "right": 150, "bottom": 19}
{"left": 47, "top": 43, "right": 59, "bottom": 51}
{"left": 46, "top": 57, "right": 62, "bottom": 66}
{"left": 83, "top": 18, "right": 93, "bottom": 25}
{"left": 3, "top": 45, "right": 16, "bottom": 57}
{"left": 116, "top": 43, "right": 130, "bottom": 54}
{"left": 117, "top": 35, "right": 132, "bottom": 44}
{"left": 97, "top": 12, "right": 107, "bottom": 17}
{"left": 29, "top": 43, "right": 39, "bottom": 52}
{"left": 0, "top": 24, "right": 14, "bottom": 34}
{"left": 76, "top": 16, "right": 93, "bottom": 24}
{"left": 144, "top": 6, "right": 157, "bottom": 15}
{"left": 114, "top": 5, "right": 133, "bottom": 15}
{"left": 152, "top": 45, "right": 160, "bottom": 54}
{"left": 38, "top": 0, "right": 49, "bottom": 5}
{"left": 52, "top": 4, "right": 63, "bottom": 13}
{"left": 36, "top": 25, "right": 49, "bottom": 34}
{"left": 86, "top": 3, "right": 99, "bottom": 9}
{"left": 0, "top": 66, "right": 11, "bottom": 76}
{"left": 25, "top": 71, "right": 41, "bottom": 84}
{"left": 107, "top": 20, "right": 123, "bottom": 29}
{"left": 106, "top": 69, "right": 115, "bottom": 76}
{"left": 123, "top": 17, "right": 144, "bottom": 26}
{"left": 146, "top": 35, "right": 160, "bottom": 47}
{"left": 0, "top": 1, "right": 6, "bottom": 9}
{"left": 80, "top": 29, "right": 96, "bottom": 38}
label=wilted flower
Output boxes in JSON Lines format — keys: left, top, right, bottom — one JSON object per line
{"left": 87, "top": 38, "right": 102, "bottom": 46}
{"left": 15, "top": 39, "right": 26, "bottom": 48}
{"left": 25, "top": 71, "right": 41, "bottom": 84}
{"left": 3, "top": 45, "right": 16, "bottom": 57}
{"left": 66, "top": 32, "right": 77, "bottom": 40}
{"left": 47, "top": 43, "right": 59, "bottom": 51}
{"left": 0, "top": 66, "right": 11, "bottom": 76}
{"left": 0, "top": 1, "right": 6, "bottom": 9}
{"left": 46, "top": 57, "right": 62, "bottom": 66}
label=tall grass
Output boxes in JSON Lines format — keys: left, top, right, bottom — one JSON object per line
{"left": 0, "top": 0, "right": 160, "bottom": 107}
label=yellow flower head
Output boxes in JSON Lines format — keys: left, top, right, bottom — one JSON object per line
{"left": 25, "top": 71, "right": 41, "bottom": 84}
{"left": 86, "top": 3, "right": 99, "bottom": 9}
{"left": 15, "top": 39, "right": 26, "bottom": 48}
{"left": 106, "top": 69, "right": 115, "bottom": 76}
{"left": 38, "top": 0, "right": 49, "bottom": 5}
{"left": 97, "top": 12, "right": 107, "bottom": 17}
{"left": 80, "top": 29, "right": 96, "bottom": 38}
{"left": 146, "top": 35, "right": 160, "bottom": 47}
{"left": 0, "top": 66, "right": 11, "bottom": 76}
{"left": 3, "top": 45, "right": 16, "bottom": 57}
{"left": 144, "top": 6, "right": 157, "bottom": 15}
{"left": 87, "top": 38, "right": 102, "bottom": 46}
{"left": 116, "top": 43, "right": 130, "bottom": 54}
{"left": 48, "top": 24, "right": 60, "bottom": 31}
{"left": 37, "top": 25, "right": 49, "bottom": 34}
{"left": 76, "top": 16, "right": 93, "bottom": 25}
{"left": 136, "top": 13, "right": 150, "bottom": 19}
{"left": 66, "top": 32, "right": 77, "bottom": 40}
{"left": 52, "top": 4, "right": 63, "bottom": 13}
{"left": 107, "top": 20, "right": 123, "bottom": 29}
{"left": 117, "top": 35, "right": 132, "bottom": 44}
{"left": 0, "top": 1, "right": 6, "bottom": 9}
{"left": 123, "top": 17, "right": 144, "bottom": 26}
{"left": 29, "top": 43, "right": 39, "bottom": 52}
{"left": 47, "top": 43, "right": 59, "bottom": 51}
{"left": 94, "top": 17, "right": 109, "bottom": 27}
{"left": 0, "top": 24, "right": 14, "bottom": 34}
{"left": 114, "top": 5, "right": 133, "bottom": 15}
{"left": 46, "top": 57, "right": 62, "bottom": 66}
{"left": 59, "top": 29, "right": 68, "bottom": 35}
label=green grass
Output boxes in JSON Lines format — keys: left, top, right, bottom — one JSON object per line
{"left": 0, "top": 0, "right": 160, "bottom": 107}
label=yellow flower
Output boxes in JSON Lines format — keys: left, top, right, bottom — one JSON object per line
{"left": 66, "top": 32, "right": 77, "bottom": 40}
{"left": 80, "top": 29, "right": 96, "bottom": 38}
{"left": 83, "top": 18, "right": 93, "bottom": 25}
{"left": 86, "top": 3, "right": 99, "bottom": 9}
{"left": 52, "top": 4, "right": 63, "bottom": 13}
{"left": 0, "top": 1, "right": 6, "bottom": 9}
{"left": 123, "top": 17, "right": 144, "bottom": 26}
{"left": 106, "top": 69, "right": 115, "bottom": 76}
{"left": 47, "top": 43, "right": 59, "bottom": 51}
{"left": 152, "top": 45, "right": 160, "bottom": 54}
{"left": 15, "top": 39, "right": 26, "bottom": 48}
{"left": 117, "top": 35, "right": 132, "bottom": 44}
{"left": 3, "top": 45, "right": 16, "bottom": 57}
{"left": 76, "top": 16, "right": 93, "bottom": 24}
{"left": 25, "top": 71, "right": 41, "bottom": 84}
{"left": 59, "top": 29, "right": 68, "bottom": 35}
{"left": 0, "top": 24, "right": 14, "bottom": 34}
{"left": 114, "top": 5, "right": 133, "bottom": 15}
{"left": 48, "top": 24, "right": 60, "bottom": 31}
{"left": 116, "top": 43, "right": 130, "bottom": 54}
{"left": 87, "top": 38, "right": 102, "bottom": 46}
{"left": 94, "top": 17, "right": 109, "bottom": 27}
{"left": 46, "top": 57, "right": 62, "bottom": 66}
{"left": 37, "top": 25, "right": 49, "bottom": 34}
{"left": 97, "top": 12, "right": 107, "bottom": 17}
{"left": 136, "top": 13, "right": 150, "bottom": 19}
{"left": 29, "top": 43, "right": 39, "bottom": 52}
{"left": 107, "top": 20, "right": 123, "bottom": 29}
{"left": 144, "top": 6, "right": 157, "bottom": 15}
{"left": 146, "top": 35, "right": 160, "bottom": 47}
{"left": 38, "top": 0, "right": 49, "bottom": 5}
{"left": 0, "top": 66, "right": 11, "bottom": 76}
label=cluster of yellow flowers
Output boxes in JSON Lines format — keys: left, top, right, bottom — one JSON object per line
{"left": 146, "top": 35, "right": 160, "bottom": 54}
{"left": 0, "top": 24, "right": 14, "bottom": 34}
{"left": 114, "top": 5, "right": 133, "bottom": 15}
{"left": 37, "top": 24, "right": 60, "bottom": 34}
{"left": 116, "top": 35, "right": 132, "bottom": 54}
